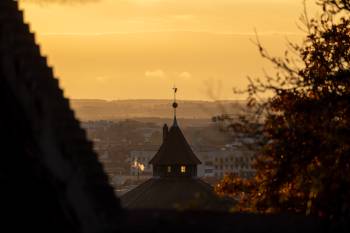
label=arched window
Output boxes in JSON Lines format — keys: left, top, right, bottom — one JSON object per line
{"left": 181, "top": 166, "right": 186, "bottom": 173}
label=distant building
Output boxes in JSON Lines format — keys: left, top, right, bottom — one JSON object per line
{"left": 211, "top": 149, "right": 255, "bottom": 179}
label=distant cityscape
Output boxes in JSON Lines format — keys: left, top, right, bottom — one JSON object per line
{"left": 80, "top": 114, "right": 257, "bottom": 194}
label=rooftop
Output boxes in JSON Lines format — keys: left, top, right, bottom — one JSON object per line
{"left": 121, "top": 178, "right": 232, "bottom": 210}
{"left": 149, "top": 120, "right": 201, "bottom": 165}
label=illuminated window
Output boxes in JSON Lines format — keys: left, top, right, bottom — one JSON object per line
{"left": 167, "top": 166, "right": 171, "bottom": 173}
{"left": 181, "top": 166, "right": 186, "bottom": 173}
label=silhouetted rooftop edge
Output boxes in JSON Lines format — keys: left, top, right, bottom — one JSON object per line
{"left": 1, "top": 1, "right": 121, "bottom": 232}
{"left": 149, "top": 121, "right": 201, "bottom": 165}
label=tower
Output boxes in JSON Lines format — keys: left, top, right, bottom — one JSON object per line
{"left": 122, "top": 88, "right": 230, "bottom": 210}
{"left": 149, "top": 87, "right": 201, "bottom": 177}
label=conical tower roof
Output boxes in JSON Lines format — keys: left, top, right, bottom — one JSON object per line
{"left": 149, "top": 118, "right": 201, "bottom": 166}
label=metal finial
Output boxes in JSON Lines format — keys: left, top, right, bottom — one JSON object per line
{"left": 172, "top": 86, "right": 178, "bottom": 108}
{"left": 172, "top": 86, "right": 178, "bottom": 127}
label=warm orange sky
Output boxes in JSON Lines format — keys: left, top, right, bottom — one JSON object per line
{"left": 19, "top": 0, "right": 319, "bottom": 100}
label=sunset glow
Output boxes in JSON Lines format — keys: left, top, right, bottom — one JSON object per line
{"left": 19, "top": 0, "right": 319, "bottom": 100}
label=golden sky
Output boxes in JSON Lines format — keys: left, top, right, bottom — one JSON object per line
{"left": 19, "top": 0, "right": 319, "bottom": 100}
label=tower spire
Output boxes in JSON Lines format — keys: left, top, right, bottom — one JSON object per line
{"left": 172, "top": 86, "right": 178, "bottom": 127}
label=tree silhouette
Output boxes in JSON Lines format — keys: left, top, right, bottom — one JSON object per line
{"left": 216, "top": 0, "right": 350, "bottom": 220}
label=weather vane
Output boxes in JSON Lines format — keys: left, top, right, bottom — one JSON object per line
{"left": 172, "top": 86, "right": 178, "bottom": 119}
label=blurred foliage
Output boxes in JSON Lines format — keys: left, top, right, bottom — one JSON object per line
{"left": 215, "top": 0, "right": 350, "bottom": 220}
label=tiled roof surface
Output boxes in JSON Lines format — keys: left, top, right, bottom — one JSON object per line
{"left": 121, "top": 178, "right": 232, "bottom": 210}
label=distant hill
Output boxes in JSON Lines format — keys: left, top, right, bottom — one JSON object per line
{"left": 70, "top": 99, "right": 246, "bottom": 121}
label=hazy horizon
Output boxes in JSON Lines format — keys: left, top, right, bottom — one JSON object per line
{"left": 70, "top": 98, "right": 247, "bottom": 121}
{"left": 71, "top": 97, "right": 247, "bottom": 102}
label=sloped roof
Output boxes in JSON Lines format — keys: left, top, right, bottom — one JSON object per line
{"left": 1, "top": 1, "right": 120, "bottom": 231}
{"left": 121, "top": 178, "right": 233, "bottom": 210}
{"left": 149, "top": 119, "right": 201, "bottom": 165}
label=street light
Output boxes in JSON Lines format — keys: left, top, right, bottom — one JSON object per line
{"left": 132, "top": 159, "right": 145, "bottom": 181}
